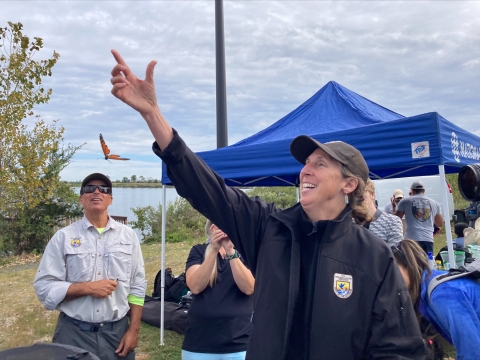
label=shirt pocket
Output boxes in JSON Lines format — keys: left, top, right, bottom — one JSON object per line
{"left": 65, "top": 250, "right": 95, "bottom": 283}
{"left": 105, "top": 241, "right": 133, "bottom": 282}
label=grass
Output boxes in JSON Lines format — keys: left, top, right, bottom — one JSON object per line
{"left": 0, "top": 238, "right": 199, "bottom": 359}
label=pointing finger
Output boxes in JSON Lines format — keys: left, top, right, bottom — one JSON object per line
{"left": 111, "top": 49, "right": 127, "bottom": 66}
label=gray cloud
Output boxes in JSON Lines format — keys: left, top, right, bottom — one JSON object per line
{"left": 1, "top": 1, "right": 479, "bottom": 180}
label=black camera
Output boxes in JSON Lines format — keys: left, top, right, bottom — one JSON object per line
{"left": 458, "top": 164, "right": 480, "bottom": 227}
{"left": 180, "top": 291, "right": 192, "bottom": 309}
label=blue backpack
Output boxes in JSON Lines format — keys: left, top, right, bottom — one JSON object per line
{"left": 427, "top": 258, "right": 480, "bottom": 300}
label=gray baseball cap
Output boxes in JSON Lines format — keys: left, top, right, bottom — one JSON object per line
{"left": 410, "top": 180, "right": 425, "bottom": 190}
{"left": 290, "top": 135, "right": 369, "bottom": 182}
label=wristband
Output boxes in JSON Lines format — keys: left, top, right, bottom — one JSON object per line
{"left": 224, "top": 250, "right": 239, "bottom": 260}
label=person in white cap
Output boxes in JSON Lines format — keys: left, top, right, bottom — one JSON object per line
{"left": 109, "top": 49, "right": 424, "bottom": 360}
{"left": 384, "top": 189, "right": 404, "bottom": 214}
{"left": 394, "top": 180, "right": 444, "bottom": 254}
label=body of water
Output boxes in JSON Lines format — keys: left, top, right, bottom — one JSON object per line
{"left": 74, "top": 187, "right": 179, "bottom": 239}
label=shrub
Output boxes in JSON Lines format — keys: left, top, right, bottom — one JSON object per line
{"left": 130, "top": 186, "right": 298, "bottom": 243}
{"left": 0, "top": 183, "right": 83, "bottom": 254}
{"left": 131, "top": 198, "right": 206, "bottom": 244}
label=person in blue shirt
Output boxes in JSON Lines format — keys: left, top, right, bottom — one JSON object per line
{"left": 392, "top": 240, "right": 480, "bottom": 360}
{"left": 453, "top": 222, "right": 468, "bottom": 248}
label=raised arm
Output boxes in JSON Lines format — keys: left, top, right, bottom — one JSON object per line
{"left": 110, "top": 49, "right": 173, "bottom": 150}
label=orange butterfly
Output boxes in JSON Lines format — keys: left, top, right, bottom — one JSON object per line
{"left": 99, "top": 134, "right": 130, "bottom": 161}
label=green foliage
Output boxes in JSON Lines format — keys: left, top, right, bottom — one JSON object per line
{"left": 446, "top": 173, "right": 470, "bottom": 210}
{"left": 0, "top": 22, "right": 82, "bottom": 254}
{"left": 130, "top": 187, "right": 299, "bottom": 244}
{"left": 0, "top": 182, "right": 83, "bottom": 254}
{"left": 247, "top": 186, "right": 297, "bottom": 209}
{"left": 130, "top": 204, "right": 162, "bottom": 243}
{"left": 130, "top": 198, "right": 206, "bottom": 244}
{"left": 166, "top": 198, "right": 206, "bottom": 243}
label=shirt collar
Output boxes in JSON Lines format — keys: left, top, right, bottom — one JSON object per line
{"left": 80, "top": 215, "right": 117, "bottom": 231}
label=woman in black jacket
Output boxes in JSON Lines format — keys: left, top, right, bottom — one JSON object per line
{"left": 110, "top": 49, "right": 425, "bottom": 360}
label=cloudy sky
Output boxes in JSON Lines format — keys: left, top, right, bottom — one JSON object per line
{"left": 2, "top": 1, "right": 479, "bottom": 182}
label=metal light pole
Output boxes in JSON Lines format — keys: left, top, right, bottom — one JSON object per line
{"left": 215, "top": 0, "right": 228, "bottom": 148}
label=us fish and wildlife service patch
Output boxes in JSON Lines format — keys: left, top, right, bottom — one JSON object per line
{"left": 71, "top": 238, "right": 81, "bottom": 248}
{"left": 334, "top": 273, "right": 353, "bottom": 299}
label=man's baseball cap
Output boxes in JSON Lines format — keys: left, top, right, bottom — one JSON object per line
{"left": 410, "top": 180, "right": 425, "bottom": 190}
{"left": 80, "top": 173, "right": 113, "bottom": 194}
{"left": 393, "top": 189, "right": 404, "bottom": 198}
{"left": 290, "top": 135, "right": 369, "bottom": 182}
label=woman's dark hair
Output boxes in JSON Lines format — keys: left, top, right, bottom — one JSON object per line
{"left": 454, "top": 222, "right": 469, "bottom": 238}
{"left": 391, "top": 240, "right": 431, "bottom": 315}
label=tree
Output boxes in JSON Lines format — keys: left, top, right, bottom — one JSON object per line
{"left": 0, "top": 22, "right": 82, "bottom": 253}
{"left": 122, "top": 176, "right": 130, "bottom": 183}
{"left": 131, "top": 174, "right": 137, "bottom": 183}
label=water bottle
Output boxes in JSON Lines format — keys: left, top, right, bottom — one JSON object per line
{"left": 428, "top": 252, "right": 437, "bottom": 270}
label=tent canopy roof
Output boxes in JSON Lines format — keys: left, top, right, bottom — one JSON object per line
{"left": 162, "top": 112, "right": 480, "bottom": 186}
{"left": 233, "top": 81, "right": 404, "bottom": 147}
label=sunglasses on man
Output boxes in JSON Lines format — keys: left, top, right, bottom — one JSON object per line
{"left": 81, "top": 185, "right": 112, "bottom": 195}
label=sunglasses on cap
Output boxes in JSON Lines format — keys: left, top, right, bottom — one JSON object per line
{"left": 81, "top": 185, "right": 112, "bottom": 195}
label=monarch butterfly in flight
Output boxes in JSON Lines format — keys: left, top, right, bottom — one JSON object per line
{"left": 99, "top": 134, "right": 130, "bottom": 161}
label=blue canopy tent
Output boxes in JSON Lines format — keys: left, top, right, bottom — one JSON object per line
{"left": 161, "top": 112, "right": 480, "bottom": 186}
{"left": 157, "top": 82, "right": 480, "bottom": 342}
{"left": 232, "top": 80, "right": 404, "bottom": 147}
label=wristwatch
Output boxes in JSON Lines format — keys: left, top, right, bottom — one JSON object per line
{"left": 224, "top": 250, "right": 239, "bottom": 260}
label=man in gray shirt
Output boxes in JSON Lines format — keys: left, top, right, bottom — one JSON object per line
{"left": 34, "top": 173, "right": 146, "bottom": 360}
{"left": 394, "top": 180, "right": 444, "bottom": 254}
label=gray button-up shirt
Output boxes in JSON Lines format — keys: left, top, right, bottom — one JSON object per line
{"left": 34, "top": 216, "right": 146, "bottom": 323}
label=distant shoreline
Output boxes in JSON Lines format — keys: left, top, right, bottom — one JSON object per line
{"left": 67, "top": 182, "right": 163, "bottom": 188}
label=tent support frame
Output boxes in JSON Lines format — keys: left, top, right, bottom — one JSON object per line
{"left": 438, "top": 165, "right": 456, "bottom": 268}
{"left": 160, "top": 185, "right": 167, "bottom": 345}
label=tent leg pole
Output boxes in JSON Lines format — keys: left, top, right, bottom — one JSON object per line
{"left": 296, "top": 186, "right": 299, "bottom": 203}
{"left": 160, "top": 185, "right": 167, "bottom": 345}
{"left": 439, "top": 165, "right": 455, "bottom": 268}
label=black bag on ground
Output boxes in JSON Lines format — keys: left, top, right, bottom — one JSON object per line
{"left": 164, "top": 272, "right": 189, "bottom": 303}
{"left": 152, "top": 267, "right": 175, "bottom": 298}
{"left": 0, "top": 343, "right": 100, "bottom": 360}
{"left": 138, "top": 295, "right": 189, "bottom": 334}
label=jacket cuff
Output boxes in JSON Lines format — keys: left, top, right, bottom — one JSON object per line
{"left": 44, "top": 282, "right": 71, "bottom": 310}
{"left": 152, "top": 128, "right": 187, "bottom": 164}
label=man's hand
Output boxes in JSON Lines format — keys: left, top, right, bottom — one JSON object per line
{"left": 110, "top": 49, "right": 158, "bottom": 116}
{"left": 64, "top": 279, "right": 118, "bottom": 301}
{"left": 115, "top": 328, "right": 138, "bottom": 357}
{"left": 88, "top": 279, "right": 117, "bottom": 298}
{"left": 390, "top": 196, "right": 400, "bottom": 213}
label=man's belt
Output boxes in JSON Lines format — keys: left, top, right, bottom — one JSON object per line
{"left": 61, "top": 313, "right": 120, "bottom": 332}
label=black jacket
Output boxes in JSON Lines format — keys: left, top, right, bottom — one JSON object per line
{"left": 154, "top": 131, "right": 425, "bottom": 360}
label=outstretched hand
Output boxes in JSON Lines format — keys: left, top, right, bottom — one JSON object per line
{"left": 110, "top": 49, "right": 158, "bottom": 116}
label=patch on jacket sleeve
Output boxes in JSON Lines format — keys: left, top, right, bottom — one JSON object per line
{"left": 334, "top": 273, "right": 353, "bottom": 299}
